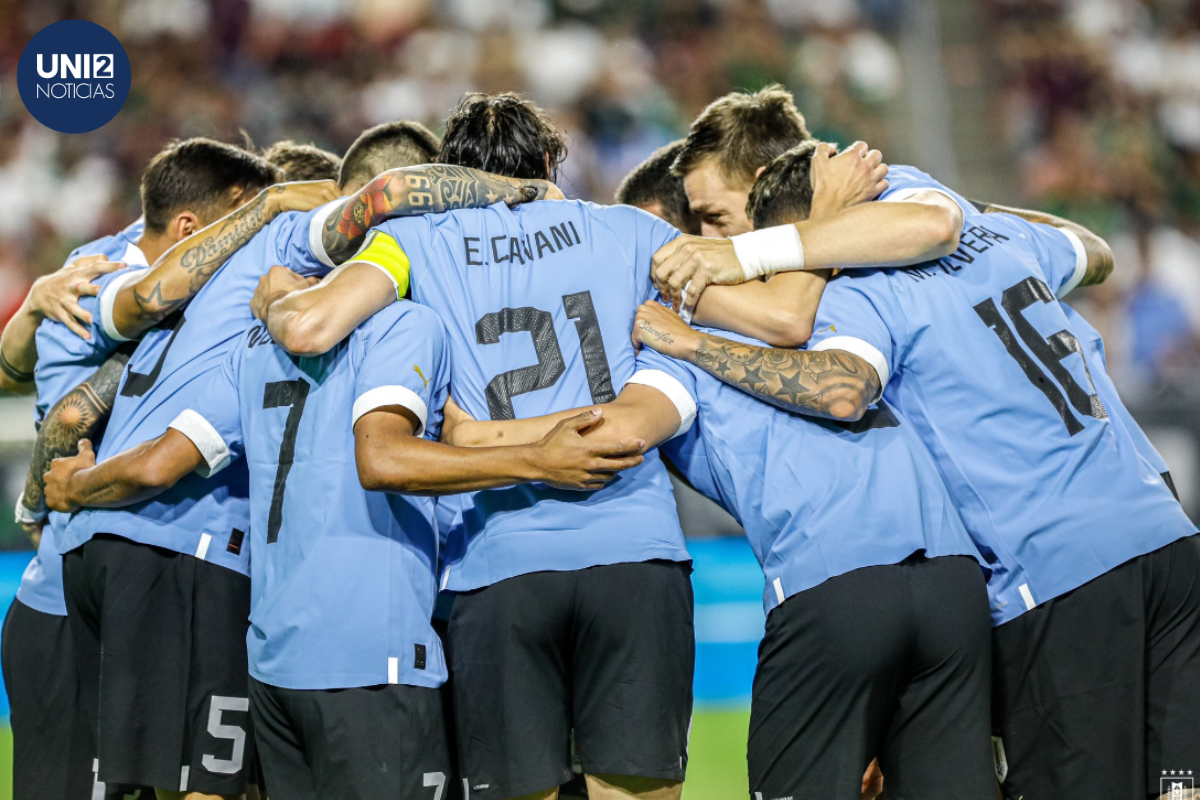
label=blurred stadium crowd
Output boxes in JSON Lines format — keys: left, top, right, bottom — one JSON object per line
{"left": 992, "top": 0, "right": 1200, "bottom": 400}
{"left": 0, "top": 0, "right": 1198, "bottom": 401}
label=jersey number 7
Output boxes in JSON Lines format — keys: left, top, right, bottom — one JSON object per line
{"left": 262, "top": 378, "right": 311, "bottom": 542}
{"left": 475, "top": 290, "right": 616, "bottom": 420}
{"left": 974, "top": 276, "right": 1107, "bottom": 435}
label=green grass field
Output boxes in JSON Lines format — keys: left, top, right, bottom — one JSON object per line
{"left": 1, "top": 725, "right": 11, "bottom": 800}
{"left": 0, "top": 710, "right": 748, "bottom": 800}
{"left": 683, "top": 708, "right": 751, "bottom": 799}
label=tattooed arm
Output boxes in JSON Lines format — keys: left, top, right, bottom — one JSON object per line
{"left": 972, "top": 199, "right": 1114, "bottom": 288}
{"left": 18, "top": 349, "right": 130, "bottom": 520}
{"left": 632, "top": 301, "right": 879, "bottom": 421}
{"left": 319, "top": 165, "right": 559, "bottom": 265}
{"left": 109, "top": 180, "right": 341, "bottom": 340}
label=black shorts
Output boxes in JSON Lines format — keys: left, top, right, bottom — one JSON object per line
{"left": 62, "top": 534, "right": 255, "bottom": 795}
{"left": 749, "top": 554, "right": 995, "bottom": 800}
{"left": 448, "top": 560, "right": 694, "bottom": 800}
{"left": 993, "top": 534, "right": 1200, "bottom": 799}
{"left": 249, "top": 677, "right": 452, "bottom": 800}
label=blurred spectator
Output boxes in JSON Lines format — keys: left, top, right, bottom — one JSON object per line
{"left": 990, "top": 0, "right": 1200, "bottom": 397}
{"left": 10, "top": 0, "right": 1199, "bottom": 404}
{"left": 0, "top": 0, "right": 903, "bottom": 326}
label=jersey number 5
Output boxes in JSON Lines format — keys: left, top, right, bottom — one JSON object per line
{"left": 475, "top": 290, "right": 616, "bottom": 420}
{"left": 974, "top": 276, "right": 1106, "bottom": 435}
{"left": 262, "top": 378, "right": 311, "bottom": 542}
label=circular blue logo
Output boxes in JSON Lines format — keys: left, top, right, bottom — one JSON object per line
{"left": 17, "top": 20, "right": 131, "bottom": 134}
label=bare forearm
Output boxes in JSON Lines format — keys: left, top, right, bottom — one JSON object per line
{"left": 21, "top": 352, "right": 128, "bottom": 514}
{"left": 688, "top": 334, "right": 877, "bottom": 421}
{"left": 0, "top": 297, "right": 40, "bottom": 393}
{"left": 115, "top": 188, "right": 279, "bottom": 337}
{"left": 796, "top": 202, "right": 960, "bottom": 271}
{"left": 359, "top": 436, "right": 546, "bottom": 495}
{"left": 978, "top": 200, "right": 1114, "bottom": 287}
{"left": 450, "top": 387, "right": 680, "bottom": 452}
{"left": 322, "top": 165, "right": 553, "bottom": 264}
{"left": 62, "top": 441, "right": 173, "bottom": 508}
{"left": 450, "top": 410, "right": 578, "bottom": 447}
{"left": 691, "top": 272, "right": 828, "bottom": 348}
{"left": 265, "top": 262, "right": 396, "bottom": 357}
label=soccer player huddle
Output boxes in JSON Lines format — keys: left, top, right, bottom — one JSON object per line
{"left": 0, "top": 84, "right": 1196, "bottom": 800}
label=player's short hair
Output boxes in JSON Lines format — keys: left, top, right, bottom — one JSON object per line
{"left": 263, "top": 140, "right": 341, "bottom": 182}
{"left": 141, "top": 138, "right": 280, "bottom": 234}
{"left": 746, "top": 141, "right": 820, "bottom": 229}
{"left": 615, "top": 140, "right": 701, "bottom": 234}
{"left": 439, "top": 92, "right": 567, "bottom": 181}
{"left": 339, "top": 121, "right": 441, "bottom": 191}
{"left": 673, "top": 84, "right": 811, "bottom": 187}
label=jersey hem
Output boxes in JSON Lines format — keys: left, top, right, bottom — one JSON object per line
{"left": 247, "top": 665, "right": 447, "bottom": 692}
{"left": 443, "top": 548, "right": 693, "bottom": 593}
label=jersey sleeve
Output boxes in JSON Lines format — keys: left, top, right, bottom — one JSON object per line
{"left": 597, "top": 205, "right": 682, "bottom": 302}
{"left": 167, "top": 340, "right": 246, "bottom": 478}
{"left": 96, "top": 267, "right": 148, "bottom": 344}
{"left": 805, "top": 276, "right": 897, "bottom": 400}
{"left": 626, "top": 345, "right": 698, "bottom": 440}
{"left": 1020, "top": 220, "right": 1089, "bottom": 299}
{"left": 878, "top": 165, "right": 974, "bottom": 219}
{"left": 353, "top": 304, "right": 449, "bottom": 438}
{"left": 285, "top": 205, "right": 348, "bottom": 277}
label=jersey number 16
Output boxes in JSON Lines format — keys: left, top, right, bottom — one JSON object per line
{"left": 974, "top": 276, "right": 1106, "bottom": 435}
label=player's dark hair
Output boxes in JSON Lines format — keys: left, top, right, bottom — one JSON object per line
{"left": 339, "top": 121, "right": 441, "bottom": 191}
{"left": 615, "top": 140, "right": 701, "bottom": 235}
{"left": 673, "top": 84, "right": 811, "bottom": 187}
{"left": 263, "top": 140, "right": 342, "bottom": 182}
{"left": 141, "top": 138, "right": 280, "bottom": 234}
{"left": 439, "top": 92, "right": 567, "bottom": 182}
{"left": 746, "top": 141, "right": 820, "bottom": 229}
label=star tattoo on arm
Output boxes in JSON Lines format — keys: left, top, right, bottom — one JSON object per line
{"left": 688, "top": 334, "right": 881, "bottom": 421}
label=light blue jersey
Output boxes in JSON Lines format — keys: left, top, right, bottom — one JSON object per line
{"left": 172, "top": 302, "right": 450, "bottom": 690}
{"left": 807, "top": 201, "right": 1195, "bottom": 625}
{"left": 879, "top": 165, "right": 977, "bottom": 217}
{"left": 1060, "top": 303, "right": 1171, "bottom": 476}
{"left": 634, "top": 332, "right": 981, "bottom": 615}
{"left": 61, "top": 208, "right": 333, "bottom": 574}
{"left": 19, "top": 221, "right": 147, "bottom": 616}
{"left": 334, "top": 201, "right": 690, "bottom": 591}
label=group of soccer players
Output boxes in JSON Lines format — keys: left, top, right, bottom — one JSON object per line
{"left": 0, "top": 82, "right": 1197, "bottom": 800}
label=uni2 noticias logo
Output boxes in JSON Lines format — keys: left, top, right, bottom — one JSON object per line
{"left": 16, "top": 20, "right": 131, "bottom": 134}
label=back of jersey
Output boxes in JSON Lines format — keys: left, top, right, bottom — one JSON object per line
{"left": 376, "top": 200, "right": 689, "bottom": 591}
{"left": 62, "top": 209, "right": 328, "bottom": 573}
{"left": 808, "top": 210, "right": 1195, "bottom": 623}
{"left": 196, "top": 304, "right": 450, "bottom": 690}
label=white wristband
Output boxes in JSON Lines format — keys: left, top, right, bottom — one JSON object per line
{"left": 730, "top": 224, "right": 804, "bottom": 280}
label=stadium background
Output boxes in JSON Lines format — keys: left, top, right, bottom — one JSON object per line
{"left": 2, "top": 0, "right": 1200, "bottom": 794}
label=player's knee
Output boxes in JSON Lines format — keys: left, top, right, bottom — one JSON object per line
{"left": 584, "top": 773, "right": 682, "bottom": 800}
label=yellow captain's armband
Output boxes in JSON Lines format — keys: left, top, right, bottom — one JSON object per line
{"left": 350, "top": 231, "right": 411, "bottom": 300}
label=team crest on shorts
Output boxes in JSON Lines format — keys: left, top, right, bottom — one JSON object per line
{"left": 1162, "top": 770, "right": 1194, "bottom": 798}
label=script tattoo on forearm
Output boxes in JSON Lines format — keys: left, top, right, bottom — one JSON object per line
{"left": 21, "top": 350, "right": 129, "bottom": 514}
{"left": 134, "top": 188, "right": 277, "bottom": 321}
{"left": 691, "top": 334, "right": 879, "bottom": 420}
{"left": 322, "top": 165, "right": 548, "bottom": 263}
